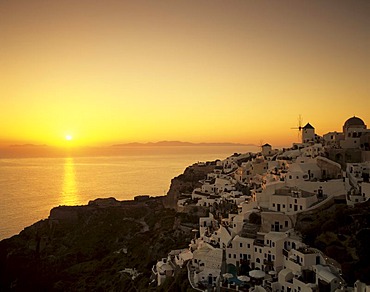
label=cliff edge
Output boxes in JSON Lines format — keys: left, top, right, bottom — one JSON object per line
{"left": 0, "top": 197, "right": 196, "bottom": 291}
{"left": 164, "top": 162, "right": 216, "bottom": 209}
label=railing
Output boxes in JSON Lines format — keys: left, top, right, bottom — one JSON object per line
{"left": 186, "top": 261, "right": 203, "bottom": 292}
{"left": 254, "top": 239, "right": 264, "bottom": 247}
{"left": 263, "top": 259, "right": 274, "bottom": 266}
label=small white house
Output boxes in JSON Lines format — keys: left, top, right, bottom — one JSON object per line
{"left": 192, "top": 242, "right": 223, "bottom": 286}
{"left": 153, "top": 257, "right": 175, "bottom": 286}
{"left": 269, "top": 187, "right": 318, "bottom": 213}
{"left": 226, "top": 235, "right": 254, "bottom": 268}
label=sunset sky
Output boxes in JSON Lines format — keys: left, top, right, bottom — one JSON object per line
{"left": 1, "top": 0, "right": 369, "bottom": 148}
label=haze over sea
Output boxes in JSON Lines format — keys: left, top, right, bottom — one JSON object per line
{"left": 0, "top": 145, "right": 258, "bottom": 240}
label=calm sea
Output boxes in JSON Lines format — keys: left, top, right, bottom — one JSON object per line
{"left": 0, "top": 146, "right": 258, "bottom": 240}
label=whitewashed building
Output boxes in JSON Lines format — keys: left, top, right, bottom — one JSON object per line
{"left": 192, "top": 242, "right": 223, "bottom": 286}
{"left": 269, "top": 187, "right": 319, "bottom": 213}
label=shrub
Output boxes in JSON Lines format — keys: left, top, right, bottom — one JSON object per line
{"left": 249, "top": 212, "right": 261, "bottom": 225}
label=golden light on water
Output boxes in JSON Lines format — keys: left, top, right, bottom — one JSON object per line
{"left": 61, "top": 157, "right": 78, "bottom": 206}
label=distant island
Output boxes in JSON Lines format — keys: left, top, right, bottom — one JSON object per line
{"left": 0, "top": 141, "right": 257, "bottom": 158}
{"left": 112, "top": 140, "right": 256, "bottom": 147}
{"left": 9, "top": 144, "right": 48, "bottom": 148}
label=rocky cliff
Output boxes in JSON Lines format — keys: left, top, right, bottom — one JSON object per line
{"left": 0, "top": 197, "right": 196, "bottom": 291}
{"left": 165, "top": 162, "right": 216, "bottom": 209}
{"left": 296, "top": 199, "right": 370, "bottom": 285}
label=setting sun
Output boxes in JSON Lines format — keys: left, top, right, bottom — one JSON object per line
{"left": 1, "top": 1, "right": 369, "bottom": 149}
{"left": 65, "top": 135, "right": 73, "bottom": 141}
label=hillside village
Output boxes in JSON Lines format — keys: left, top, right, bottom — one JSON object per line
{"left": 154, "top": 116, "right": 370, "bottom": 292}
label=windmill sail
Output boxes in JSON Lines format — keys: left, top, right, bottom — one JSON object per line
{"left": 291, "top": 115, "right": 303, "bottom": 141}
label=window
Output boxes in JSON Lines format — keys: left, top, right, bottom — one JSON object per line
{"left": 248, "top": 244, "right": 250, "bottom": 248}
{"left": 234, "top": 254, "right": 236, "bottom": 259}
{"left": 285, "top": 221, "right": 288, "bottom": 227}
{"left": 228, "top": 254, "right": 231, "bottom": 258}
{"left": 240, "top": 243, "right": 243, "bottom": 248}
{"left": 300, "top": 206, "right": 303, "bottom": 210}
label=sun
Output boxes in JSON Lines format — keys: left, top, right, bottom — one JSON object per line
{"left": 65, "top": 135, "right": 73, "bottom": 141}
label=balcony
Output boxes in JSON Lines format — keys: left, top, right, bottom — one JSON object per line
{"left": 254, "top": 239, "right": 264, "bottom": 247}
{"left": 264, "top": 259, "right": 274, "bottom": 266}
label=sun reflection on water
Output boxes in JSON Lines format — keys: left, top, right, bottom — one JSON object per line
{"left": 62, "top": 157, "right": 78, "bottom": 205}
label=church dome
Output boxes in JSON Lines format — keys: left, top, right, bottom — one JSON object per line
{"left": 343, "top": 116, "right": 366, "bottom": 131}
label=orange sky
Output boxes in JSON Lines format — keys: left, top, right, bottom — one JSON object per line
{"left": 1, "top": 0, "right": 369, "bottom": 148}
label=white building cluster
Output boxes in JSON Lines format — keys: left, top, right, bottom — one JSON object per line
{"left": 153, "top": 116, "right": 370, "bottom": 291}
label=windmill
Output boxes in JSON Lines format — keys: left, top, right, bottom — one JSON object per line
{"left": 291, "top": 115, "right": 303, "bottom": 141}
{"left": 258, "top": 139, "right": 263, "bottom": 151}
{"left": 258, "top": 140, "right": 264, "bottom": 153}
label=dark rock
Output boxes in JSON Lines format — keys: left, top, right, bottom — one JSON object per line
{"left": 0, "top": 197, "right": 194, "bottom": 291}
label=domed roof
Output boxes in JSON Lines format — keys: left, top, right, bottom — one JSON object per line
{"left": 343, "top": 116, "right": 365, "bottom": 129}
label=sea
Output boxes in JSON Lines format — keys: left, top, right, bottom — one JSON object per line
{"left": 0, "top": 146, "right": 259, "bottom": 240}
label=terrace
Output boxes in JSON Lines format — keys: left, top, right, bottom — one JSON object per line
{"left": 274, "top": 187, "right": 315, "bottom": 198}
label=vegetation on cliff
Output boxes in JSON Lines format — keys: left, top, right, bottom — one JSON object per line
{"left": 296, "top": 199, "right": 370, "bottom": 285}
{"left": 0, "top": 198, "right": 198, "bottom": 291}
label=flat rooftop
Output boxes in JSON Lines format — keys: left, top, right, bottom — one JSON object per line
{"left": 274, "top": 187, "right": 315, "bottom": 198}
